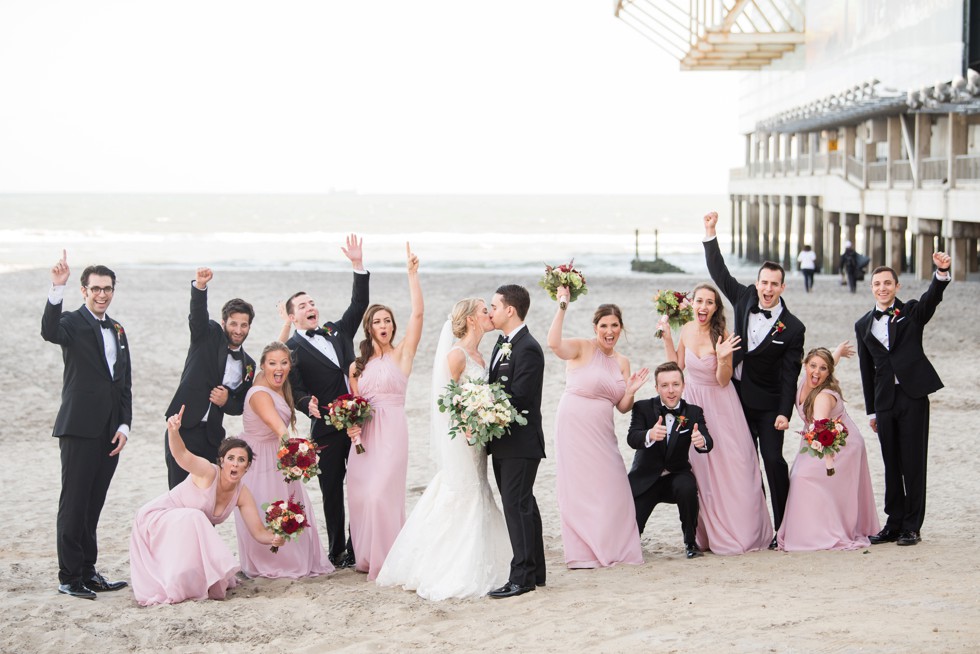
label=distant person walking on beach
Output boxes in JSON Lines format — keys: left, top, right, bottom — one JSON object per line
{"left": 840, "top": 242, "right": 859, "bottom": 293}
{"left": 42, "top": 250, "right": 132, "bottom": 600}
{"left": 797, "top": 245, "right": 817, "bottom": 293}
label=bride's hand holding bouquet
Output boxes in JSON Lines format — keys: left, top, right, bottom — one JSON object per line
{"left": 438, "top": 378, "right": 527, "bottom": 447}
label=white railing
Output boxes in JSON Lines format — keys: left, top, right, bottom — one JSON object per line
{"left": 813, "top": 152, "right": 828, "bottom": 169}
{"left": 892, "top": 160, "right": 913, "bottom": 182}
{"left": 829, "top": 151, "right": 843, "bottom": 170}
{"left": 954, "top": 154, "right": 980, "bottom": 181}
{"left": 846, "top": 155, "right": 864, "bottom": 182}
{"left": 921, "top": 157, "right": 947, "bottom": 182}
{"left": 867, "top": 162, "right": 888, "bottom": 184}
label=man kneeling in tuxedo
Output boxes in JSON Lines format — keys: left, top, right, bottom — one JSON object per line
{"left": 627, "top": 361, "right": 712, "bottom": 559}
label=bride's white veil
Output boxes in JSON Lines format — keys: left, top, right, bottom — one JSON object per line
{"left": 429, "top": 318, "right": 455, "bottom": 469}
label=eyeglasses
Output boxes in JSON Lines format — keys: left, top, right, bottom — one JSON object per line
{"left": 87, "top": 286, "right": 115, "bottom": 295}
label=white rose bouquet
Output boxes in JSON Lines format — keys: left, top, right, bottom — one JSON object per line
{"left": 438, "top": 377, "right": 528, "bottom": 447}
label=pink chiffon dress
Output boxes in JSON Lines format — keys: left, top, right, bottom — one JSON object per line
{"left": 554, "top": 346, "right": 643, "bottom": 568}
{"left": 234, "top": 386, "right": 333, "bottom": 578}
{"left": 347, "top": 355, "right": 410, "bottom": 580}
{"left": 683, "top": 350, "right": 773, "bottom": 554}
{"left": 129, "top": 464, "right": 241, "bottom": 606}
{"left": 777, "top": 384, "right": 880, "bottom": 551}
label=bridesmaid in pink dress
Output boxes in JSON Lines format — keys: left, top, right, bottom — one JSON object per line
{"left": 235, "top": 342, "right": 334, "bottom": 578}
{"left": 660, "top": 284, "right": 773, "bottom": 555}
{"left": 777, "top": 344, "right": 880, "bottom": 550}
{"left": 347, "top": 243, "right": 423, "bottom": 580}
{"left": 130, "top": 407, "right": 285, "bottom": 605}
{"left": 548, "top": 288, "right": 649, "bottom": 568}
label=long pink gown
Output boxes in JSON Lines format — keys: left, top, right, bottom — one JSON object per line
{"left": 347, "top": 355, "right": 409, "bottom": 580}
{"left": 777, "top": 385, "right": 880, "bottom": 551}
{"left": 554, "top": 346, "right": 643, "bottom": 568}
{"left": 130, "top": 464, "right": 242, "bottom": 605}
{"left": 683, "top": 350, "right": 773, "bottom": 554}
{"left": 234, "top": 386, "right": 333, "bottom": 578}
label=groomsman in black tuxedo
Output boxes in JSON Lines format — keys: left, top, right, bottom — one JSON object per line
{"left": 41, "top": 250, "right": 131, "bottom": 600}
{"left": 163, "top": 267, "right": 256, "bottom": 489}
{"left": 856, "top": 253, "right": 951, "bottom": 547}
{"left": 702, "top": 211, "right": 804, "bottom": 543}
{"left": 286, "top": 234, "right": 368, "bottom": 569}
{"left": 486, "top": 284, "right": 546, "bottom": 598}
{"left": 627, "top": 362, "right": 713, "bottom": 559}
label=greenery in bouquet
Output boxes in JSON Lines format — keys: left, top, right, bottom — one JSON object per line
{"left": 800, "top": 417, "right": 848, "bottom": 476}
{"left": 277, "top": 436, "right": 320, "bottom": 484}
{"left": 652, "top": 289, "right": 694, "bottom": 338}
{"left": 326, "top": 393, "right": 372, "bottom": 454}
{"left": 262, "top": 496, "right": 307, "bottom": 552}
{"left": 438, "top": 377, "right": 528, "bottom": 447}
{"left": 539, "top": 260, "right": 588, "bottom": 306}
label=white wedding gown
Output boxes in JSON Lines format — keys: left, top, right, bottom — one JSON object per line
{"left": 376, "top": 346, "right": 511, "bottom": 600}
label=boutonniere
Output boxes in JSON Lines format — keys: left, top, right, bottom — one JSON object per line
{"left": 244, "top": 364, "right": 255, "bottom": 382}
{"left": 500, "top": 342, "right": 512, "bottom": 360}
{"left": 676, "top": 415, "right": 688, "bottom": 428}
{"left": 323, "top": 325, "right": 335, "bottom": 337}
{"left": 114, "top": 323, "right": 126, "bottom": 349}
{"left": 888, "top": 307, "right": 900, "bottom": 323}
{"left": 770, "top": 321, "right": 786, "bottom": 338}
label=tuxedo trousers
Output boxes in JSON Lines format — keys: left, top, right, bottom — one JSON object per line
{"left": 744, "top": 407, "right": 790, "bottom": 530}
{"left": 57, "top": 431, "right": 119, "bottom": 584}
{"left": 633, "top": 471, "right": 699, "bottom": 546}
{"left": 876, "top": 385, "right": 930, "bottom": 532}
{"left": 164, "top": 419, "right": 220, "bottom": 490}
{"left": 492, "top": 457, "right": 545, "bottom": 587}
{"left": 316, "top": 431, "right": 354, "bottom": 561}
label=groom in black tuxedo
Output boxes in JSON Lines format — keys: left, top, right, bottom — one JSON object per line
{"left": 286, "top": 234, "right": 368, "bottom": 568}
{"left": 486, "top": 284, "right": 546, "bottom": 598}
{"left": 702, "top": 211, "right": 804, "bottom": 541}
{"left": 42, "top": 250, "right": 131, "bottom": 600}
{"left": 163, "top": 267, "right": 256, "bottom": 489}
{"left": 856, "top": 253, "right": 951, "bottom": 547}
{"left": 627, "top": 362, "right": 713, "bottom": 559}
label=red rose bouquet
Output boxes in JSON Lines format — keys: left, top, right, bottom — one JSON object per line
{"left": 800, "top": 417, "right": 848, "bottom": 476}
{"left": 263, "top": 496, "right": 307, "bottom": 552}
{"left": 277, "top": 436, "right": 320, "bottom": 484}
{"left": 326, "top": 394, "right": 373, "bottom": 454}
{"left": 653, "top": 290, "right": 694, "bottom": 338}
{"left": 539, "top": 260, "right": 587, "bottom": 310}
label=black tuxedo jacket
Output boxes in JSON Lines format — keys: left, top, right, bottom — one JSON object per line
{"left": 704, "top": 237, "right": 805, "bottom": 415}
{"left": 164, "top": 283, "right": 255, "bottom": 433}
{"left": 487, "top": 326, "right": 546, "bottom": 459}
{"left": 42, "top": 301, "right": 133, "bottom": 439}
{"left": 626, "top": 398, "right": 712, "bottom": 497}
{"left": 287, "top": 272, "right": 369, "bottom": 444}
{"left": 855, "top": 274, "right": 948, "bottom": 414}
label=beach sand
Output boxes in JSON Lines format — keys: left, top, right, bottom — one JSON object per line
{"left": 3, "top": 264, "right": 979, "bottom": 653}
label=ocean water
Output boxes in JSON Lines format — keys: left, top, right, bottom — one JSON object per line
{"left": 0, "top": 194, "right": 734, "bottom": 276}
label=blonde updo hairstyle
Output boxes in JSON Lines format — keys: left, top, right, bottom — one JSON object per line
{"left": 451, "top": 298, "right": 485, "bottom": 338}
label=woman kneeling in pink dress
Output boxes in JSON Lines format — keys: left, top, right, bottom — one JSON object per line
{"left": 129, "top": 407, "right": 284, "bottom": 606}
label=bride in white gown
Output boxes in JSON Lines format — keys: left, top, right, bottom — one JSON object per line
{"left": 376, "top": 298, "right": 511, "bottom": 600}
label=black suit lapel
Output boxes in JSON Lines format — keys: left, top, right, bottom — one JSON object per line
{"left": 83, "top": 307, "right": 113, "bottom": 379}
{"left": 296, "top": 334, "right": 342, "bottom": 371}
{"left": 886, "top": 300, "right": 904, "bottom": 351}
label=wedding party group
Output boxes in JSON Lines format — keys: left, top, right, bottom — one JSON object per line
{"left": 41, "top": 213, "right": 952, "bottom": 607}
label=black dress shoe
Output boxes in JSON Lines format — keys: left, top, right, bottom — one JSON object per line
{"left": 768, "top": 536, "right": 778, "bottom": 550}
{"left": 685, "top": 544, "right": 703, "bottom": 559}
{"left": 58, "top": 582, "right": 97, "bottom": 600}
{"left": 869, "top": 527, "right": 900, "bottom": 544}
{"left": 897, "top": 531, "right": 921, "bottom": 546}
{"left": 488, "top": 582, "right": 535, "bottom": 599}
{"left": 84, "top": 572, "right": 128, "bottom": 592}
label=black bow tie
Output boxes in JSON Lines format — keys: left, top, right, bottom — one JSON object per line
{"left": 662, "top": 404, "right": 681, "bottom": 417}
{"left": 496, "top": 335, "right": 509, "bottom": 347}
{"left": 96, "top": 318, "right": 110, "bottom": 330}
{"left": 227, "top": 348, "right": 244, "bottom": 361}
{"left": 750, "top": 306, "right": 772, "bottom": 319}
{"left": 872, "top": 307, "right": 893, "bottom": 320}
{"left": 306, "top": 328, "right": 328, "bottom": 338}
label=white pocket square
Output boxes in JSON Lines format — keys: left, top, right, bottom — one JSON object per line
{"left": 895, "top": 317, "right": 906, "bottom": 323}
{"left": 772, "top": 340, "right": 784, "bottom": 344}
{"left": 677, "top": 428, "right": 691, "bottom": 434}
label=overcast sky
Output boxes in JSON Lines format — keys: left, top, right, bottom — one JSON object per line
{"left": 0, "top": 1, "right": 744, "bottom": 194}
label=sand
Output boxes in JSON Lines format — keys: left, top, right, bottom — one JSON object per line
{"left": 3, "top": 263, "right": 979, "bottom": 653}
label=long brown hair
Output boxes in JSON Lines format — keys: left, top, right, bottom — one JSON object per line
{"left": 801, "top": 347, "right": 845, "bottom": 422}
{"left": 353, "top": 304, "right": 396, "bottom": 379}
{"left": 692, "top": 283, "right": 726, "bottom": 349}
{"left": 260, "top": 341, "right": 297, "bottom": 432}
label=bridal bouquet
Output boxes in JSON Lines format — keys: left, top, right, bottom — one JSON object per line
{"left": 277, "top": 436, "right": 320, "bottom": 484}
{"left": 539, "top": 260, "right": 588, "bottom": 310}
{"left": 653, "top": 290, "right": 694, "bottom": 338}
{"left": 438, "top": 378, "right": 528, "bottom": 447}
{"left": 800, "top": 417, "right": 849, "bottom": 476}
{"left": 326, "top": 394, "right": 372, "bottom": 454}
{"left": 263, "top": 496, "right": 307, "bottom": 553}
